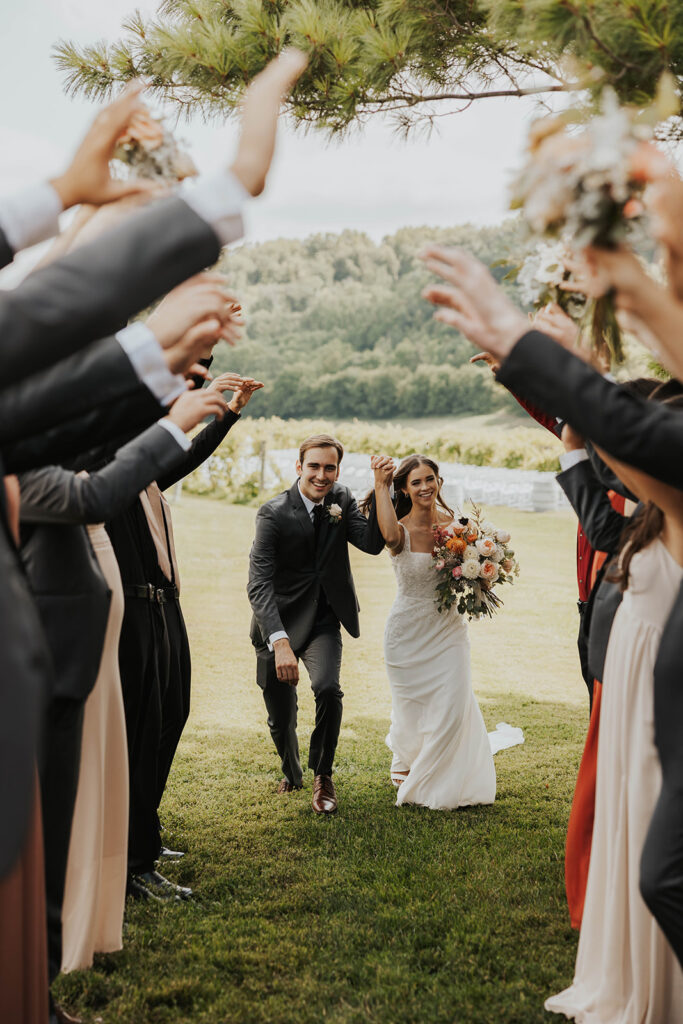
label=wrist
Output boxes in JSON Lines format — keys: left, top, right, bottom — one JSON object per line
{"left": 49, "top": 174, "right": 78, "bottom": 211}
{"left": 227, "top": 398, "right": 242, "bottom": 414}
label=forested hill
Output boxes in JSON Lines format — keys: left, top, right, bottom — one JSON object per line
{"left": 214, "top": 220, "right": 526, "bottom": 421}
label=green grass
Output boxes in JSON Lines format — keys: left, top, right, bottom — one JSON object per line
{"left": 55, "top": 496, "right": 585, "bottom": 1023}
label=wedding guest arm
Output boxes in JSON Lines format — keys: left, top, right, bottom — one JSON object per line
{"left": 156, "top": 374, "right": 263, "bottom": 492}
{"left": 421, "top": 246, "right": 683, "bottom": 489}
{"left": 17, "top": 388, "right": 226, "bottom": 526}
{"left": 0, "top": 51, "right": 307, "bottom": 384}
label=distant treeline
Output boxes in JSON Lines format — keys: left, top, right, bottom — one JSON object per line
{"left": 213, "top": 221, "right": 528, "bottom": 420}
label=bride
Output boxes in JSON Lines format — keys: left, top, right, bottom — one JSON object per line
{"left": 368, "top": 453, "right": 496, "bottom": 810}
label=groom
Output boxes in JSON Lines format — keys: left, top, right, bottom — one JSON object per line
{"left": 247, "top": 434, "right": 386, "bottom": 813}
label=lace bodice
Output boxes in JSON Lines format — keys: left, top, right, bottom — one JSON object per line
{"left": 389, "top": 525, "right": 440, "bottom": 605}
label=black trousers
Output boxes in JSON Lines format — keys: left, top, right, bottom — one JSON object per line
{"left": 640, "top": 583, "right": 683, "bottom": 967}
{"left": 156, "top": 597, "right": 191, "bottom": 809}
{"left": 118, "top": 598, "right": 169, "bottom": 874}
{"left": 256, "top": 618, "right": 343, "bottom": 787}
{"left": 39, "top": 697, "right": 85, "bottom": 984}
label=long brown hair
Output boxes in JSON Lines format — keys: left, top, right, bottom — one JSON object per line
{"left": 360, "top": 454, "right": 454, "bottom": 520}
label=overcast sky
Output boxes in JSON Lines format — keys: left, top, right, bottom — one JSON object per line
{"left": 2, "top": 0, "right": 563, "bottom": 252}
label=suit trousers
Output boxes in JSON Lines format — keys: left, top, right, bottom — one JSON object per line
{"left": 156, "top": 597, "right": 191, "bottom": 811}
{"left": 39, "top": 697, "right": 85, "bottom": 984}
{"left": 640, "top": 583, "right": 683, "bottom": 968}
{"left": 118, "top": 598, "right": 170, "bottom": 874}
{"left": 257, "top": 618, "right": 343, "bottom": 787}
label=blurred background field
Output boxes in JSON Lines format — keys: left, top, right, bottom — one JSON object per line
{"left": 56, "top": 494, "right": 585, "bottom": 1024}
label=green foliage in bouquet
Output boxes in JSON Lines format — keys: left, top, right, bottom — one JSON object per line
{"left": 54, "top": 0, "right": 683, "bottom": 137}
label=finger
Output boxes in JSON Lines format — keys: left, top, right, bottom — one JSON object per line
{"left": 94, "top": 80, "right": 148, "bottom": 144}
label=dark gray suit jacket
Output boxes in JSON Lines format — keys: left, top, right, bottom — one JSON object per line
{"left": 0, "top": 196, "right": 219, "bottom": 877}
{"left": 247, "top": 482, "right": 384, "bottom": 651}
{"left": 18, "top": 424, "right": 186, "bottom": 703}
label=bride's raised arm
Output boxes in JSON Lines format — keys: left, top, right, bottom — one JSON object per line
{"left": 371, "top": 455, "right": 404, "bottom": 554}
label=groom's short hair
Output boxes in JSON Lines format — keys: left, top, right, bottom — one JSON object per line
{"left": 299, "top": 434, "right": 344, "bottom": 466}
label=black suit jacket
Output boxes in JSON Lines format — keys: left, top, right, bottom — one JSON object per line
{"left": 18, "top": 424, "right": 186, "bottom": 703}
{"left": 0, "top": 197, "right": 220, "bottom": 385}
{"left": 497, "top": 331, "right": 683, "bottom": 488}
{"left": 247, "top": 482, "right": 384, "bottom": 650}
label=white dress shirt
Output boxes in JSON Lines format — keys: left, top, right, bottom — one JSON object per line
{"left": 559, "top": 448, "right": 589, "bottom": 472}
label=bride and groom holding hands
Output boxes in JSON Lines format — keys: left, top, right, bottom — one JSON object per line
{"left": 247, "top": 433, "right": 501, "bottom": 814}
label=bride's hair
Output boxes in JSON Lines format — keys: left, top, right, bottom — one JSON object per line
{"left": 360, "top": 454, "right": 454, "bottom": 520}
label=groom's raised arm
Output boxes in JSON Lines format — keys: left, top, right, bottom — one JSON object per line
{"left": 247, "top": 506, "right": 287, "bottom": 640}
{"left": 345, "top": 490, "right": 385, "bottom": 555}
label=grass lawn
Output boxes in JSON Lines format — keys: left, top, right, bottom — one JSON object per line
{"left": 55, "top": 495, "right": 586, "bottom": 1024}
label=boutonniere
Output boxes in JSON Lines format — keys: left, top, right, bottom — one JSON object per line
{"left": 327, "top": 503, "right": 343, "bottom": 525}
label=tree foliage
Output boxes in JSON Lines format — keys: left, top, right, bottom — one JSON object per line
{"left": 55, "top": 0, "right": 683, "bottom": 136}
{"left": 209, "top": 219, "right": 529, "bottom": 421}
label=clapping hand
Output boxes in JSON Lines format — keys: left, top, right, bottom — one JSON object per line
{"left": 207, "top": 372, "right": 264, "bottom": 412}
{"left": 371, "top": 454, "right": 395, "bottom": 487}
{"left": 166, "top": 387, "right": 228, "bottom": 431}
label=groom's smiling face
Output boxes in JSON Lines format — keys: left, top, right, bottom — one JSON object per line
{"left": 296, "top": 446, "right": 340, "bottom": 503}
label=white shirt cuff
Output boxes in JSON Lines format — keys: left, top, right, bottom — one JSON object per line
{"left": 158, "top": 418, "right": 192, "bottom": 451}
{"left": 116, "top": 321, "right": 186, "bottom": 406}
{"left": 180, "top": 170, "right": 247, "bottom": 247}
{"left": 0, "top": 182, "right": 63, "bottom": 254}
{"left": 559, "top": 448, "right": 589, "bottom": 472}
{"left": 267, "top": 630, "right": 289, "bottom": 652}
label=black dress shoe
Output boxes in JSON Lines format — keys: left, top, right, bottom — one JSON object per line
{"left": 159, "top": 846, "right": 185, "bottom": 860}
{"left": 136, "top": 869, "right": 193, "bottom": 901}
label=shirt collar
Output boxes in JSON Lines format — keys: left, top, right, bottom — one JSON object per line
{"left": 297, "top": 479, "right": 323, "bottom": 515}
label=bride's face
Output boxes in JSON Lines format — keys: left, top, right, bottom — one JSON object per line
{"left": 405, "top": 465, "right": 439, "bottom": 510}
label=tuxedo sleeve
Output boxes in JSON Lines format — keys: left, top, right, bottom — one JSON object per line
{"left": 0, "top": 196, "right": 221, "bottom": 385}
{"left": 156, "top": 409, "right": 240, "bottom": 492}
{"left": 556, "top": 459, "right": 627, "bottom": 555}
{"left": 345, "top": 489, "right": 385, "bottom": 555}
{"left": 17, "top": 424, "right": 185, "bottom": 525}
{"left": 247, "top": 507, "right": 286, "bottom": 639}
{"left": 497, "top": 331, "right": 683, "bottom": 489}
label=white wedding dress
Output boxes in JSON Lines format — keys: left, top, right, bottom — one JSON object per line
{"left": 384, "top": 525, "right": 518, "bottom": 810}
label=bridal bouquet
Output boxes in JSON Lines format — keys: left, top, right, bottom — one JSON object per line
{"left": 431, "top": 506, "right": 519, "bottom": 620}
{"left": 114, "top": 109, "right": 198, "bottom": 182}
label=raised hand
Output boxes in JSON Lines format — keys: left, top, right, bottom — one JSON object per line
{"left": 230, "top": 49, "right": 308, "bottom": 197}
{"left": 207, "top": 371, "right": 264, "bottom": 412}
{"left": 166, "top": 387, "right": 228, "bottom": 431}
{"left": 532, "top": 303, "right": 579, "bottom": 351}
{"left": 469, "top": 352, "right": 501, "bottom": 374}
{"left": 147, "top": 273, "right": 239, "bottom": 350}
{"left": 420, "top": 245, "right": 528, "bottom": 359}
{"left": 50, "top": 81, "right": 158, "bottom": 209}
{"left": 370, "top": 454, "right": 395, "bottom": 487}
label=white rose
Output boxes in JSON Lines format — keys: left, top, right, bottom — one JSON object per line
{"left": 480, "top": 521, "right": 496, "bottom": 535}
{"left": 328, "top": 503, "right": 342, "bottom": 521}
{"left": 464, "top": 545, "right": 479, "bottom": 562}
{"left": 495, "top": 529, "right": 511, "bottom": 544}
{"left": 462, "top": 560, "right": 481, "bottom": 580}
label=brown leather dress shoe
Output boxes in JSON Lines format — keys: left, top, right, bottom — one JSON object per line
{"left": 312, "top": 774, "right": 337, "bottom": 814}
{"left": 277, "top": 778, "right": 302, "bottom": 793}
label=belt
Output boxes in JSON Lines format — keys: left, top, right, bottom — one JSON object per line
{"left": 123, "top": 583, "right": 167, "bottom": 604}
{"left": 161, "top": 585, "right": 180, "bottom": 601}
